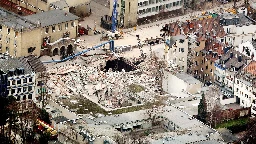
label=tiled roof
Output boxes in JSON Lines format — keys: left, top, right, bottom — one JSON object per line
{"left": 244, "top": 60, "right": 256, "bottom": 75}
{"left": 50, "top": 0, "right": 69, "bottom": 9}
{"left": 168, "top": 17, "right": 225, "bottom": 40}
{"left": 218, "top": 49, "right": 250, "bottom": 71}
{"left": 0, "top": 55, "right": 32, "bottom": 74}
{"left": 24, "top": 9, "right": 79, "bottom": 27}
{"left": 18, "top": 55, "right": 46, "bottom": 73}
{"left": 0, "top": 7, "right": 37, "bottom": 31}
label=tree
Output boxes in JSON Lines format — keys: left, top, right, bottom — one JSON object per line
{"left": 38, "top": 71, "right": 50, "bottom": 109}
{"left": 211, "top": 104, "right": 222, "bottom": 127}
{"left": 39, "top": 109, "right": 51, "bottom": 124}
{"left": 198, "top": 92, "right": 207, "bottom": 123}
{"left": 39, "top": 132, "right": 51, "bottom": 144}
{"left": 236, "top": 117, "right": 256, "bottom": 144}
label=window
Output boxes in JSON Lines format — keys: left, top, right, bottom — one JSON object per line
{"left": 14, "top": 40, "right": 17, "bottom": 47}
{"left": 129, "top": 2, "right": 131, "bottom": 13}
{"left": 237, "top": 80, "right": 239, "bottom": 84}
{"left": 0, "top": 25, "right": 2, "bottom": 31}
{"left": 71, "top": 21, "right": 75, "bottom": 27}
{"left": 52, "top": 26, "right": 55, "bottom": 32}
{"left": 7, "top": 28, "right": 10, "bottom": 35}
{"left": 29, "top": 77, "right": 32, "bottom": 82}
{"left": 45, "top": 27, "right": 49, "bottom": 33}
{"left": 65, "top": 23, "right": 68, "bottom": 29}
{"left": 6, "top": 47, "right": 9, "bottom": 52}
{"left": 17, "top": 88, "right": 21, "bottom": 93}
{"left": 6, "top": 37, "right": 10, "bottom": 44}
{"left": 179, "top": 48, "right": 184, "bottom": 52}
{"left": 28, "top": 86, "right": 32, "bottom": 91}
{"left": 23, "top": 95, "right": 26, "bottom": 100}
{"left": 28, "top": 47, "right": 35, "bottom": 53}
{"left": 28, "top": 94, "right": 32, "bottom": 99}
{"left": 17, "top": 79, "right": 21, "bottom": 85}
{"left": 23, "top": 87, "right": 27, "bottom": 92}
{"left": 11, "top": 89, "right": 15, "bottom": 94}
{"left": 0, "top": 34, "right": 2, "bottom": 41}
{"left": 0, "top": 44, "right": 2, "bottom": 50}
{"left": 58, "top": 24, "right": 62, "bottom": 31}
{"left": 23, "top": 78, "right": 27, "bottom": 83}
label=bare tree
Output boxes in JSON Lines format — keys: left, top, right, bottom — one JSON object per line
{"left": 39, "top": 71, "right": 50, "bottom": 109}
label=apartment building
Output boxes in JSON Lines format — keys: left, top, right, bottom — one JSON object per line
{"left": 214, "top": 49, "right": 250, "bottom": 105}
{"left": 220, "top": 13, "right": 256, "bottom": 47}
{"left": 0, "top": 54, "right": 36, "bottom": 108}
{"left": 0, "top": 7, "right": 79, "bottom": 57}
{"left": 6, "top": 0, "right": 91, "bottom": 17}
{"left": 242, "top": 61, "right": 256, "bottom": 116}
{"left": 19, "top": 55, "right": 47, "bottom": 101}
{"left": 234, "top": 70, "right": 256, "bottom": 110}
{"left": 166, "top": 17, "right": 226, "bottom": 84}
{"left": 109, "top": 0, "right": 184, "bottom": 27}
{"left": 165, "top": 35, "right": 188, "bottom": 72}
{"left": 236, "top": 39, "right": 256, "bottom": 61}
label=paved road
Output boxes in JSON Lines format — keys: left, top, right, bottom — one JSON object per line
{"left": 48, "top": 100, "right": 78, "bottom": 120}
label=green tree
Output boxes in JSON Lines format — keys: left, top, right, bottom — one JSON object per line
{"left": 39, "top": 132, "right": 51, "bottom": 144}
{"left": 198, "top": 93, "right": 207, "bottom": 123}
{"left": 39, "top": 109, "right": 51, "bottom": 124}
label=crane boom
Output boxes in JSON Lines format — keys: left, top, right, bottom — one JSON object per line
{"left": 112, "top": 0, "right": 118, "bottom": 33}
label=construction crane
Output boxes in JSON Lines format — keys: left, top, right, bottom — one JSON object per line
{"left": 111, "top": 0, "right": 118, "bottom": 33}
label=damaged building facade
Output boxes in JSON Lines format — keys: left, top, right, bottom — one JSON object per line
{"left": 0, "top": 8, "right": 79, "bottom": 57}
{"left": 0, "top": 54, "right": 36, "bottom": 109}
{"left": 165, "top": 35, "right": 188, "bottom": 72}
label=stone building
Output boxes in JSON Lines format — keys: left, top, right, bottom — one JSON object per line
{"left": 0, "top": 7, "right": 79, "bottom": 57}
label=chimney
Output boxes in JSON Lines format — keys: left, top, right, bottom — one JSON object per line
{"left": 230, "top": 52, "right": 233, "bottom": 58}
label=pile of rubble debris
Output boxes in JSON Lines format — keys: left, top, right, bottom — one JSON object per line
{"left": 47, "top": 55, "right": 161, "bottom": 109}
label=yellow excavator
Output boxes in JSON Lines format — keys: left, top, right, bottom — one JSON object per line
{"left": 225, "top": 8, "right": 237, "bottom": 14}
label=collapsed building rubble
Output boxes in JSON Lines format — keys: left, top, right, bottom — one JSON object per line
{"left": 47, "top": 55, "right": 162, "bottom": 109}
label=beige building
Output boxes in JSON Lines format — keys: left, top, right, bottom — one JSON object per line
{"left": 8, "top": 0, "right": 91, "bottom": 17}
{"left": 162, "top": 71, "right": 202, "bottom": 95}
{"left": 0, "top": 7, "right": 79, "bottom": 57}
{"left": 164, "top": 35, "right": 188, "bottom": 72}
{"left": 109, "top": 0, "right": 184, "bottom": 27}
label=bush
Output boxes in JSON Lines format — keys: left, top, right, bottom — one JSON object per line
{"left": 215, "top": 117, "right": 249, "bottom": 133}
